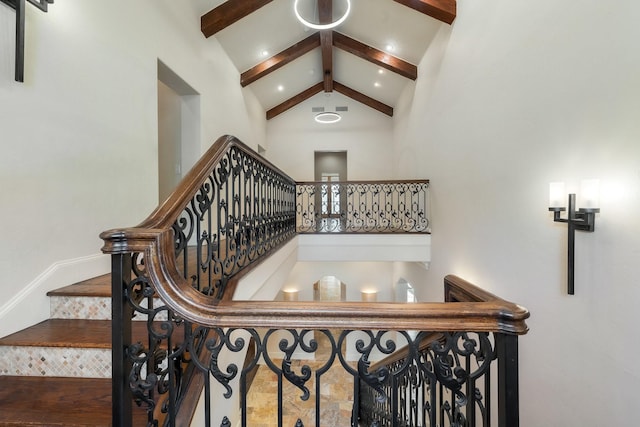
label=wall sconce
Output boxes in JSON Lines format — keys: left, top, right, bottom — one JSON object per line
{"left": 1, "top": 0, "right": 54, "bottom": 82}
{"left": 549, "top": 180, "right": 600, "bottom": 295}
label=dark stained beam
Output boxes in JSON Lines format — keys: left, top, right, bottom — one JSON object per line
{"left": 333, "top": 81, "right": 393, "bottom": 117}
{"left": 201, "top": 0, "right": 273, "bottom": 38}
{"left": 241, "top": 33, "right": 321, "bottom": 87}
{"left": 266, "top": 82, "right": 324, "bottom": 120}
{"left": 393, "top": 0, "right": 456, "bottom": 24}
{"left": 318, "top": 0, "right": 334, "bottom": 92}
{"left": 333, "top": 32, "right": 417, "bottom": 80}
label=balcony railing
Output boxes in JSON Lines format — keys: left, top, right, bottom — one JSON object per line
{"left": 100, "top": 135, "right": 528, "bottom": 427}
{"left": 296, "top": 180, "right": 430, "bottom": 233}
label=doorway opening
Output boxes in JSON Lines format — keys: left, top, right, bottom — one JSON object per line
{"left": 157, "top": 60, "right": 201, "bottom": 203}
{"left": 314, "top": 151, "right": 347, "bottom": 231}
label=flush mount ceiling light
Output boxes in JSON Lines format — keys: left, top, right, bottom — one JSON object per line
{"left": 294, "top": 0, "right": 351, "bottom": 30}
{"left": 314, "top": 111, "right": 342, "bottom": 124}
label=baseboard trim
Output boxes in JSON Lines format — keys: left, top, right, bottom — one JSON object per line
{"left": 0, "top": 254, "right": 109, "bottom": 338}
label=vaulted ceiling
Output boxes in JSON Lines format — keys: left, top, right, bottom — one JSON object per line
{"left": 194, "top": 0, "right": 456, "bottom": 120}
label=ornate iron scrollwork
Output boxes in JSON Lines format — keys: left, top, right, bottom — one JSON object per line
{"left": 296, "top": 181, "right": 429, "bottom": 233}
{"left": 358, "top": 331, "right": 496, "bottom": 427}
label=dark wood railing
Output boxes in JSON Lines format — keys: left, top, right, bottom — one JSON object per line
{"left": 101, "top": 135, "right": 528, "bottom": 427}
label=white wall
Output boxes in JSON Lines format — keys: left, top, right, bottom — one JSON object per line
{"left": 0, "top": 0, "right": 266, "bottom": 336}
{"left": 266, "top": 91, "right": 394, "bottom": 181}
{"left": 393, "top": 0, "right": 640, "bottom": 425}
{"left": 282, "top": 261, "right": 395, "bottom": 302}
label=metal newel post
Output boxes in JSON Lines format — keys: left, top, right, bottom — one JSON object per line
{"left": 111, "top": 253, "right": 134, "bottom": 427}
{"left": 496, "top": 333, "right": 519, "bottom": 427}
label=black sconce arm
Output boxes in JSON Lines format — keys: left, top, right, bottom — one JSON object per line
{"left": 549, "top": 193, "right": 599, "bottom": 295}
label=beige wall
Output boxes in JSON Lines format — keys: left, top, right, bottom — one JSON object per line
{"left": 393, "top": 0, "right": 640, "bottom": 425}
{"left": 0, "top": 0, "right": 266, "bottom": 336}
{"left": 265, "top": 91, "right": 395, "bottom": 181}
{"left": 2, "top": 0, "right": 639, "bottom": 424}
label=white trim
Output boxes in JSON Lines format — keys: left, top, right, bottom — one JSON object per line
{"left": 297, "top": 233, "right": 431, "bottom": 262}
{"left": 0, "top": 253, "right": 109, "bottom": 338}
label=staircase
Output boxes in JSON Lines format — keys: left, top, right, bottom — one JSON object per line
{"left": 0, "top": 274, "right": 149, "bottom": 426}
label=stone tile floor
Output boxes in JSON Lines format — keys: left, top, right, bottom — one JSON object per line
{"left": 246, "top": 359, "right": 356, "bottom": 427}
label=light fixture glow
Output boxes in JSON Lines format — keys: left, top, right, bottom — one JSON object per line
{"left": 361, "top": 290, "right": 378, "bottom": 302}
{"left": 294, "top": 0, "right": 351, "bottom": 30}
{"left": 277, "top": 85, "right": 284, "bottom": 92}
{"left": 314, "top": 111, "right": 341, "bottom": 124}
{"left": 282, "top": 289, "right": 299, "bottom": 301}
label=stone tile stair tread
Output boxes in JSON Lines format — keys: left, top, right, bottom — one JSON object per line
{"left": 0, "top": 376, "right": 148, "bottom": 426}
{"left": 47, "top": 273, "right": 112, "bottom": 297}
{"left": 0, "top": 319, "right": 156, "bottom": 348}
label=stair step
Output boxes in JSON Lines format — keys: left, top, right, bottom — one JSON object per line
{"left": 0, "top": 319, "right": 155, "bottom": 377}
{"left": 47, "top": 273, "right": 112, "bottom": 297}
{"left": 47, "top": 274, "right": 112, "bottom": 320}
{"left": 0, "top": 376, "right": 148, "bottom": 426}
{"left": 47, "top": 274, "right": 167, "bottom": 320}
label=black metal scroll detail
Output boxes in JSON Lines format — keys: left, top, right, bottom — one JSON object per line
{"left": 127, "top": 342, "right": 159, "bottom": 411}
{"left": 296, "top": 181, "right": 430, "bottom": 233}
{"left": 171, "top": 144, "right": 296, "bottom": 300}
{"left": 358, "top": 331, "right": 496, "bottom": 427}
{"left": 278, "top": 330, "right": 315, "bottom": 401}
{"left": 349, "top": 331, "right": 397, "bottom": 403}
{"left": 207, "top": 328, "right": 243, "bottom": 398}
{"left": 121, "top": 327, "right": 504, "bottom": 427}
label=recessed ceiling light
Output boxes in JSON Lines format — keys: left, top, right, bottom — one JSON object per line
{"left": 386, "top": 44, "right": 395, "bottom": 52}
{"left": 315, "top": 112, "right": 341, "bottom": 124}
{"left": 378, "top": 69, "right": 385, "bottom": 75}
{"left": 261, "top": 50, "right": 269, "bottom": 57}
{"left": 374, "top": 82, "right": 381, "bottom": 88}
{"left": 277, "top": 85, "right": 284, "bottom": 92}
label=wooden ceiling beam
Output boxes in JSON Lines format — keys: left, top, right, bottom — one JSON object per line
{"left": 241, "top": 33, "right": 321, "bottom": 87}
{"left": 392, "top": 0, "right": 456, "bottom": 24}
{"left": 201, "top": 0, "right": 274, "bottom": 38}
{"left": 333, "top": 32, "right": 417, "bottom": 80}
{"left": 266, "top": 82, "right": 324, "bottom": 120}
{"left": 333, "top": 81, "right": 394, "bottom": 117}
{"left": 318, "top": 0, "right": 334, "bottom": 92}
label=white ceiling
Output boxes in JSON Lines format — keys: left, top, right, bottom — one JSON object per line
{"left": 192, "top": 0, "right": 445, "bottom": 118}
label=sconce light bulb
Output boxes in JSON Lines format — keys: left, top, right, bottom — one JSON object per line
{"left": 549, "top": 182, "right": 566, "bottom": 208}
{"left": 580, "top": 179, "right": 600, "bottom": 209}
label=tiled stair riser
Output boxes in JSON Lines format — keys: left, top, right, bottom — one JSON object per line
{"left": 0, "top": 297, "right": 169, "bottom": 378}
{"left": 50, "top": 296, "right": 168, "bottom": 321}
{"left": 0, "top": 346, "right": 167, "bottom": 378}
{"left": 0, "top": 346, "right": 111, "bottom": 378}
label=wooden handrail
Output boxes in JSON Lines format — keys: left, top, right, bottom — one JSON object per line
{"left": 369, "top": 274, "right": 528, "bottom": 371}
{"left": 100, "top": 135, "right": 295, "bottom": 254}
{"left": 109, "top": 218, "right": 527, "bottom": 334}
{"left": 143, "top": 230, "right": 528, "bottom": 335}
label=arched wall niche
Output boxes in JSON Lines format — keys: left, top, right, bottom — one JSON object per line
{"left": 313, "top": 275, "right": 346, "bottom": 301}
